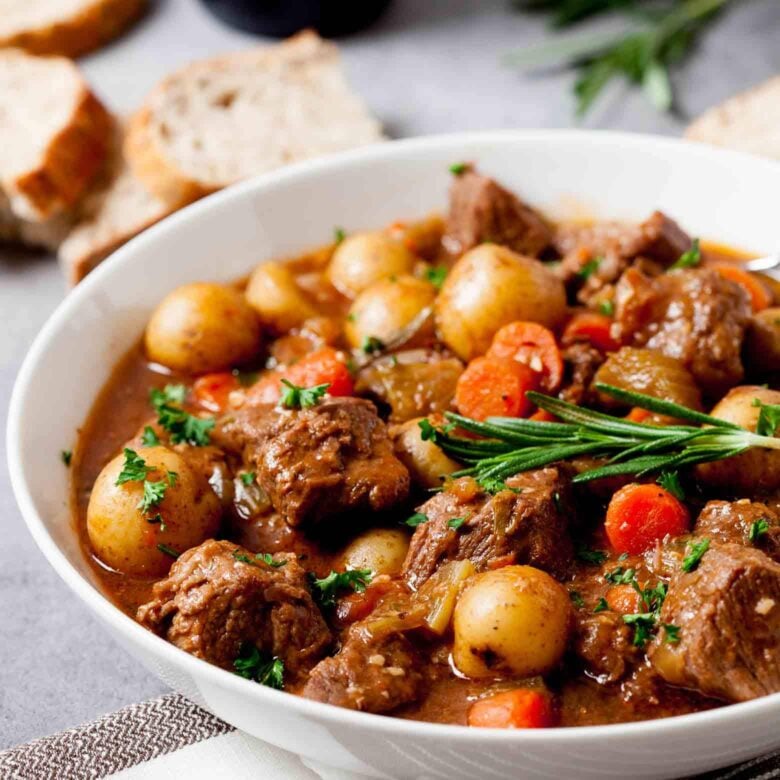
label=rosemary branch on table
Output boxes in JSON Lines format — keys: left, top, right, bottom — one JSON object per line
{"left": 422, "top": 383, "right": 780, "bottom": 488}
{"left": 505, "top": 0, "right": 736, "bottom": 116}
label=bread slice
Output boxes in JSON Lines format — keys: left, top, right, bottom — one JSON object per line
{"left": 0, "top": 0, "right": 147, "bottom": 59}
{"left": 685, "top": 76, "right": 780, "bottom": 159}
{"left": 0, "top": 49, "right": 113, "bottom": 222}
{"left": 125, "top": 31, "right": 384, "bottom": 208}
{"left": 59, "top": 122, "right": 174, "bottom": 284}
{"left": 0, "top": 191, "right": 72, "bottom": 249}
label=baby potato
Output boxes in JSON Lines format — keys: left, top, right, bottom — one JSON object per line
{"left": 435, "top": 244, "right": 566, "bottom": 361}
{"left": 329, "top": 232, "right": 416, "bottom": 298}
{"left": 452, "top": 566, "right": 571, "bottom": 679}
{"left": 744, "top": 306, "right": 780, "bottom": 376}
{"left": 87, "top": 446, "right": 221, "bottom": 577}
{"left": 345, "top": 275, "right": 436, "bottom": 349}
{"left": 393, "top": 417, "right": 460, "bottom": 489}
{"left": 340, "top": 528, "right": 410, "bottom": 576}
{"left": 245, "top": 261, "right": 318, "bottom": 333}
{"left": 697, "top": 385, "right": 780, "bottom": 493}
{"left": 145, "top": 283, "right": 261, "bottom": 374}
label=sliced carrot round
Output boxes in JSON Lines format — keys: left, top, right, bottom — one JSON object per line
{"left": 605, "top": 584, "right": 641, "bottom": 614}
{"left": 605, "top": 483, "right": 690, "bottom": 554}
{"left": 455, "top": 356, "right": 538, "bottom": 421}
{"left": 468, "top": 689, "right": 553, "bottom": 729}
{"left": 713, "top": 263, "right": 771, "bottom": 312}
{"left": 192, "top": 372, "right": 240, "bottom": 412}
{"left": 562, "top": 311, "right": 620, "bottom": 353}
{"left": 487, "top": 321, "right": 563, "bottom": 393}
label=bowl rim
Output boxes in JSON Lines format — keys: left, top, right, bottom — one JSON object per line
{"left": 8, "top": 128, "right": 780, "bottom": 743}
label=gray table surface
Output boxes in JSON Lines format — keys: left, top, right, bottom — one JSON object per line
{"left": 2, "top": 0, "right": 780, "bottom": 751}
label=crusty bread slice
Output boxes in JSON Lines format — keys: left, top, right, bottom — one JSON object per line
{"left": 0, "top": 0, "right": 147, "bottom": 59}
{"left": 685, "top": 76, "right": 780, "bottom": 159}
{"left": 59, "top": 121, "right": 174, "bottom": 284}
{"left": 0, "top": 191, "right": 72, "bottom": 249}
{"left": 125, "top": 31, "right": 384, "bottom": 208}
{"left": 0, "top": 49, "right": 113, "bottom": 221}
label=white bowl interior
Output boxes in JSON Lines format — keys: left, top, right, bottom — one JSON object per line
{"left": 9, "top": 131, "right": 780, "bottom": 779}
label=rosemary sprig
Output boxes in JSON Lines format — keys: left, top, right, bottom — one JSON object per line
{"left": 422, "top": 383, "right": 780, "bottom": 487}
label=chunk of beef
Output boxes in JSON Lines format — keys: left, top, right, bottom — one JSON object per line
{"left": 137, "top": 540, "right": 331, "bottom": 680}
{"left": 613, "top": 267, "right": 751, "bottom": 396}
{"left": 695, "top": 500, "right": 780, "bottom": 562}
{"left": 303, "top": 625, "right": 424, "bottom": 713}
{"left": 649, "top": 543, "right": 780, "bottom": 702}
{"left": 555, "top": 211, "right": 691, "bottom": 302}
{"left": 402, "top": 468, "right": 574, "bottom": 589}
{"left": 558, "top": 342, "right": 604, "bottom": 404}
{"left": 573, "top": 612, "right": 639, "bottom": 683}
{"left": 355, "top": 350, "right": 462, "bottom": 422}
{"left": 443, "top": 170, "right": 551, "bottom": 257}
{"left": 215, "top": 397, "right": 409, "bottom": 526}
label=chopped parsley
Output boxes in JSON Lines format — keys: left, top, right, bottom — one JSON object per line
{"left": 334, "top": 226, "right": 346, "bottom": 244}
{"left": 404, "top": 512, "right": 428, "bottom": 528}
{"left": 749, "top": 518, "right": 770, "bottom": 544}
{"left": 61, "top": 450, "right": 72, "bottom": 467}
{"left": 424, "top": 266, "right": 448, "bottom": 289}
{"left": 577, "top": 256, "right": 602, "bottom": 280}
{"left": 115, "top": 448, "right": 154, "bottom": 485}
{"left": 156, "top": 543, "right": 179, "bottom": 559}
{"left": 594, "top": 597, "right": 609, "bottom": 613}
{"left": 569, "top": 590, "right": 585, "bottom": 609}
{"left": 605, "top": 566, "right": 636, "bottom": 585}
{"left": 663, "top": 624, "right": 681, "bottom": 645}
{"left": 657, "top": 470, "right": 685, "bottom": 500}
{"left": 449, "top": 162, "right": 468, "bottom": 176}
{"left": 669, "top": 238, "right": 701, "bottom": 270}
{"left": 147, "top": 513, "right": 167, "bottom": 532}
{"left": 115, "top": 448, "right": 176, "bottom": 513}
{"left": 309, "top": 569, "right": 373, "bottom": 608}
{"left": 576, "top": 545, "right": 608, "bottom": 565}
{"left": 598, "top": 299, "right": 614, "bottom": 317}
{"left": 362, "top": 335, "right": 385, "bottom": 355}
{"left": 279, "top": 379, "right": 330, "bottom": 410}
{"left": 623, "top": 612, "right": 657, "bottom": 647}
{"left": 232, "top": 549, "right": 286, "bottom": 568}
{"left": 240, "top": 472, "right": 256, "bottom": 486}
{"left": 620, "top": 578, "right": 671, "bottom": 647}
{"left": 234, "top": 643, "right": 284, "bottom": 689}
{"left": 141, "top": 426, "right": 160, "bottom": 446}
{"left": 479, "top": 476, "right": 521, "bottom": 495}
{"left": 681, "top": 538, "right": 710, "bottom": 573}
{"left": 139, "top": 479, "right": 168, "bottom": 513}
{"left": 448, "top": 516, "right": 467, "bottom": 530}
{"left": 150, "top": 384, "right": 214, "bottom": 446}
{"left": 753, "top": 398, "right": 780, "bottom": 437}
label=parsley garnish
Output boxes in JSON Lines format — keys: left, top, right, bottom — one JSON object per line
{"left": 577, "top": 256, "right": 602, "bottom": 280}
{"left": 670, "top": 238, "right": 701, "bottom": 270}
{"left": 657, "top": 470, "right": 685, "bottom": 500}
{"left": 234, "top": 643, "right": 284, "bottom": 689}
{"left": 620, "top": 579, "right": 669, "bottom": 647}
{"left": 425, "top": 266, "right": 448, "bottom": 289}
{"left": 309, "top": 569, "right": 373, "bottom": 608}
{"left": 479, "top": 477, "right": 521, "bottom": 495}
{"left": 141, "top": 426, "right": 160, "bottom": 446}
{"left": 749, "top": 518, "right": 770, "bottom": 543}
{"left": 569, "top": 590, "right": 585, "bottom": 609}
{"left": 753, "top": 398, "right": 780, "bottom": 437}
{"left": 150, "top": 385, "right": 214, "bottom": 446}
{"left": 598, "top": 299, "right": 614, "bottom": 317}
{"left": 681, "top": 538, "right": 710, "bottom": 573}
{"left": 404, "top": 512, "right": 428, "bottom": 528}
{"left": 362, "top": 335, "right": 385, "bottom": 355}
{"left": 279, "top": 379, "right": 330, "bottom": 410}
{"left": 576, "top": 545, "right": 608, "bottom": 565}
{"left": 605, "top": 566, "right": 636, "bottom": 585}
{"left": 449, "top": 162, "right": 468, "bottom": 175}
{"left": 240, "top": 472, "right": 256, "bottom": 485}
{"left": 334, "top": 226, "right": 346, "bottom": 244}
{"left": 115, "top": 448, "right": 154, "bottom": 485}
{"left": 61, "top": 450, "right": 72, "bottom": 467}
{"left": 139, "top": 479, "right": 168, "bottom": 513}
{"left": 623, "top": 612, "right": 656, "bottom": 647}
{"left": 448, "top": 516, "right": 467, "bottom": 530}
{"left": 115, "top": 448, "right": 175, "bottom": 512}
{"left": 594, "top": 597, "right": 609, "bottom": 613}
{"left": 147, "top": 513, "right": 167, "bottom": 532}
{"left": 156, "top": 543, "right": 179, "bottom": 558}
{"left": 663, "top": 624, "right": 681, "bottom": 644}
{"left": 232, "top": 549, "right": 286, "bottom": 568}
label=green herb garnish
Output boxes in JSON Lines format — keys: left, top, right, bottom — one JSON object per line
{"left": 234, "top": 643, "right": 284, "bottom": 689}
{"left": 150, "top": 385, "right": 214, "bottom": 446}
{"left": 670, "top": 238, "right": 702, "bottom": 270}
{"left": 404, "top": 512, "right": 428, "bottom": 528}
{"left": 663, "top": 624, "right": 681, "bottom": 644}
{"left": 309, "top": 569, "right": 373, "bottom": 608}
{"left": 156, "top": 543, "right": 179, "bottom": 559}
{"left": 240, "top": 472, "right": 256, "bottom": 485}
{"left": 141, "top": 426, "right": 160, "bottom": 446}
{"left": 362, "top": 335, "right": 385, "bottom": 355}
{"left": 115, "top": 448, "right": 154, "bottom": 485}
{"left": 598, "top": 299, "right": 614, "bottom": 317}
{"left": 594, "top": 597, "right": 609, "bottom": 613}
{"left": 577, "top": 257, "right": 601, "bottom": 280}
{"left": 449, "top": 162, "right": 469, "bottom": 175}
{"left": 749, "top": 518, "right": 770, "bottom": 544}
{"left": 657, "top": 470, "right": 684, "bottom": 500}
{"left": 334, "top": 227, "right": 346, "bottom": 244}
{"left": 256, "top": 553, "right": 286, "bottom": 568}
{"left": 681, "top": 538, "right": 710, "bottom": 573}
{"left": 576, "top": 545, "right": 608, "bottom": 565}
{"left": 279, "top": 379, "right": 330, "bottom": 410}
{"left": 569, "top": 590, "right": 585, "bottom": 609}
{"left": 425, "top": 266, "right": 448, "bottom": 290}
{"left": 448, "top": 516, "right": 467, "bottom": 530}
{"left": 61, "top": 450, "right": 72, "bottom": 467}
{"left": 753, "top": 399, "right": 780, "bottom": 437}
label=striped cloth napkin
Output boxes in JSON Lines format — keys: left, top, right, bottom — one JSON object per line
{"left": 1, "top": 693, "right": 778, "bottom": 780}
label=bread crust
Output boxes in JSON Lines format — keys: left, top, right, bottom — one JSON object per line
{"left": 0, "top": 0, "right": 147, "bottom": 59}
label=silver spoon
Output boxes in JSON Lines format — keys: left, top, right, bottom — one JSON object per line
{"left": 745, "top": 254, "right": 780, "bottom": 277}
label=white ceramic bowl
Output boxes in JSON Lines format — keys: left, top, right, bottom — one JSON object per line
{"left": 8, "top": 131, "right": 780, "bottom": 780}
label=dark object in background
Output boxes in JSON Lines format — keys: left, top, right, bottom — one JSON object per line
{"left": 200, "top": 0, "right": 392, "bottom": 37}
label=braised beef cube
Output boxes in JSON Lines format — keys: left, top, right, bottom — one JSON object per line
{"left": 402, "top": 468, "right": 574, "bottom": 589}
{"left": 695, "top": 500, "right": 780, "bottom": 562}
{"left": 303, "top": 627, "right": 424, "bottom": 713}
{"left": 137, "top": 540, "right": 331, "bottom": 680}
{"left": 354, "top": 350, "right": 463, "bottom": 423}
{"left": 573, "top": 612, "right": 639, "bottom": 683}
{"left": 559, "top": 342, "right": 604, "bottom": 405}
{"left": 443, "top": 170, "right": 551, "bottom": 257}
{"left": 215, "top": 397, "right": 410, "bottom": 526}
{"left": 650, "top": 543, "right": 780, "bottom": 702}
{"left": 613, "top": 267, "right": 751, "bottom": 396}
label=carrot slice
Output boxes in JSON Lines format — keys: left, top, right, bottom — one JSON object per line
{"left": 605, "top": 483, "right": 690, "bottom": 554}
{"left": 605, "top": 584, "right": 641, "bottom": 614}
{"left": 625, "top": 407, "right": 652, "bottom": 424}
{"left": 713, "top": 263, "right": 771, "bottom": 312}
{"left": 562, "top": 311, "right": 620, "bottom": 353}
{"left": 455, "top": 356, "right": 538, "bottom": 421}
{"left": 192, "top": 372, "right": 240, "bottom": 413}
{"left": 487, "top": 322, "right": 563, "bottom": 393}
{"left": 530, "top": 408, "right": 558, "bottom": 423}
{"left": 248, "top": 347, "right": 354, "bottom": 404}
{"left": 468, "top": 689, "right": 553, "bottom": 729}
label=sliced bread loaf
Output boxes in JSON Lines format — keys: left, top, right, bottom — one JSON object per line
{"left": 0, "top": 0, "right": 147, "bottom": 58}
{"left": 59, "top": 122, "right": 174, "bottom": 284}
{"left": 0, "top": 49, "right": 113, "bottom": 221}
{"left": 686, "top": 76, "right": 780, "bottom": 159}
{"left": 125, "top": 31, "right": 383, "bottom": 208}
